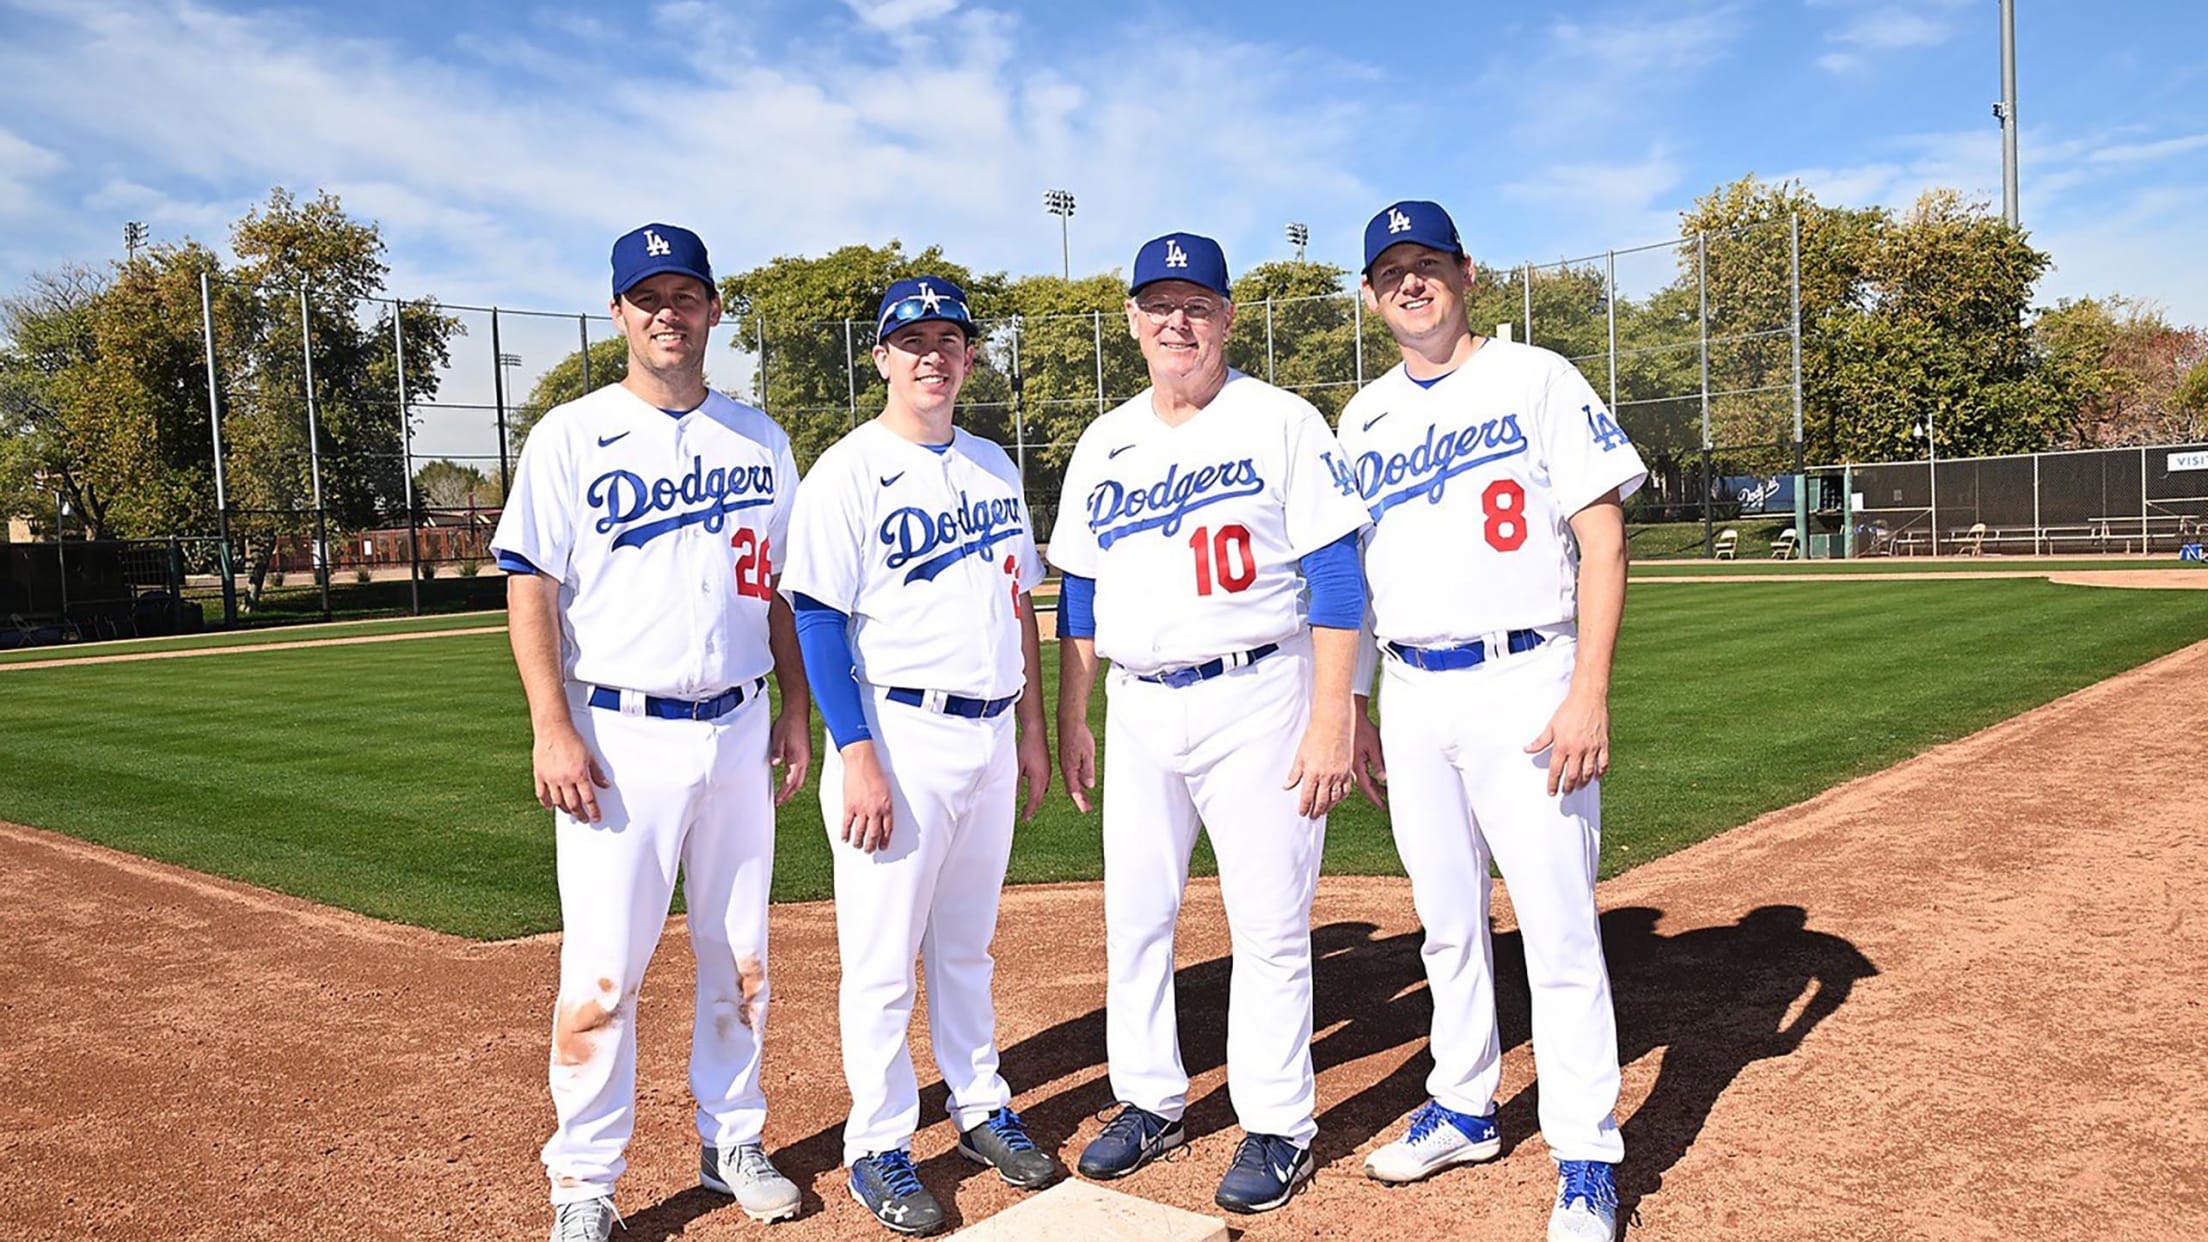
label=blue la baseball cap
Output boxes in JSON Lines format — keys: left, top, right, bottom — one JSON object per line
{"left": 1363, "top": 200, "right": 1465, "bottom": 274}
{"left": 875, "top": 275, "right": 979, "bottom": 341}
{"left": 611, "top": 222, "right": 715, "bottom": 298}
{"left": 1130, "top": 232, "right": 1231, "bottom": 299}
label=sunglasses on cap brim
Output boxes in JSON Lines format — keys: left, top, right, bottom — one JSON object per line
{"left": 877, "top": 295, "right": 977, "bottom": 339}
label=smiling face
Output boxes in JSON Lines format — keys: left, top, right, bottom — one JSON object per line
{"left": 873, "top": 319, "right": 975, "bottom": 418}
{"left": 611, "top": 273, "right": 720, "bottom": 382}
{"left": 1362, "top": 243, "right": 1475, "bottom": 351}
{"left": 1125, "top": 278, "right": 1235, "bottom": 389}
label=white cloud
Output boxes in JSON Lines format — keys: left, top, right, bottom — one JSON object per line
{"left": 1817, "top": 51, "right": 1863, "bottom": 74}
{"left": 1831, "top": 7, "right": 1952, "bottom": 50}
{"left": 0, "top": 126, "right": 64, "bottom": 215}
{"left": 2090, "top": 133, "right": 2208, "bottom": 165}
{"left": 844, "top": 0, "right": 959, "bottom": 33}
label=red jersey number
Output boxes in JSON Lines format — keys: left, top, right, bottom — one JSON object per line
{"left": 1189, "top": 524, "right": 1257, "bottom": 595}
{"left": 730, "top": 529, "right": 773, "bottom": 600}
{"left": 1482, "top": 480, "right": 1528, "bottom": 552}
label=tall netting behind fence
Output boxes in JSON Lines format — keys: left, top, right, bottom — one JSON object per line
{"left": 1495, "top": 218, "right": 1804, "bottom": 558}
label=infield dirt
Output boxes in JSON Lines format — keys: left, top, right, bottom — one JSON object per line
{"left": 5, "top": 640, "right": 2206, "bottom": 1239}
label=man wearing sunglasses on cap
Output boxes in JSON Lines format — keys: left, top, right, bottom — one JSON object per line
{"left": 1048, "top": 233, "right": 1371, "bottom": 1215}
{"left": 782, "top": 276, "right": 1059, "bottom": 1236}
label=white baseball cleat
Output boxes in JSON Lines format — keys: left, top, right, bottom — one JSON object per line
{"left": 1363, "top": 1099, "right": 1502, "bottom": 1184}
{"left": 702, "top": 1142, "right": 802, "bottom": 1223}
{"left": 548, "top": 1195, "right": 621, "bottom": 1242}
{"left": 1547, "top": 1160, "right": 1620, "bottom": 1242}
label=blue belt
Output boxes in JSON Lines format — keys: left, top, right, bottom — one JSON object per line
{"left": 886, "top": 687, "right": 1021, "bottom": 719}
{"left": 1387, "top": 630, "right": 1545, "bottom": 671}
{"left": 587, "top": 676, "right": 765, "bottom": 721}
{"left": 1132, "top": 643, "right": 1279, "bottom": 689}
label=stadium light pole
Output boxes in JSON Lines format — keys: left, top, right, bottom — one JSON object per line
{"left": 1286, "top": 222, "right": 1309, "bottom": 262}
{"left": 1995, "top": 0, "right": 2019, "bottom": 227}
{"left": 123, "top": 221, "right": 147, "bottom": 262}
{"left": 1044, "top": 189, "right": 1075, "bottom": 279}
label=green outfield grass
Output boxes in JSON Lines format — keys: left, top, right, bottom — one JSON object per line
{"left": 0, "top": 576, "right": 2202, "bottom": 939}
{"left": 1626, "top": 555, "right": 2206, "bottom": 576}
{"left": 0, "top": 610, "right": 505, "bottom": 666}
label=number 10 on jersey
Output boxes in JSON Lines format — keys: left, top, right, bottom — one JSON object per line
{"left": 1189, "top": 524, "right": 1255, "bottom": 595}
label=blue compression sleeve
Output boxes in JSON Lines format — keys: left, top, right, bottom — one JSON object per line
{"left": 1056, "top": 573, "right": 1097, "bottom": 639}
{"left": 792, "top": 594, "right": 872, "bottom": 749}
{"left": 495, "top": 550, "right": 540, "bottom": 575}
{"left": 1299, "top": 532, "right": 1366, "bottom": 630}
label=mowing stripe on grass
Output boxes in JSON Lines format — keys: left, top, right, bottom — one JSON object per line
{"left": 0, "top": 578, "right": 2201, "bottom": 939}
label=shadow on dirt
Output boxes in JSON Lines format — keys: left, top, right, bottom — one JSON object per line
{"left": 621, "top": 902, "right": 1872, "bottom": 1237}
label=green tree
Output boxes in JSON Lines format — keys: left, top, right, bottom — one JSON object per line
{"left": 1229, "top": 259, "right": 1356, "bottom": 420}
{"left": 2034, "top": 296, "right": 2208, "bottom": 447}
{"left": 1677, "top": 176, "right": 1882, "bottom": 468}
{"left": 0, "top": 265, "right": 108, "bottom": 535}
{"left": 510, "top": 335, "right": 629, "bottom": 452}
{"left": 720, "top": 241, "right": 1004, "bottom": 469}
{"left": 2175, "top": 358, "right": 2208, "bottom": 443}
{"left": 414, "top": 458, "right": 499, "bottom": 510}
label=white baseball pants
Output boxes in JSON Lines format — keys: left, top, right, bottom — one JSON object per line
{"left": 823, "top": 686, "right": 1019, "bottom": 1166}
{"left": 1379, "top": 637, "right": 1624, "bottom": 1163}
{"left": 1100, "top": 635, "right": 1325, "bottom": 1146}
{"left": 542, "top": 686, "right": 776, "bottom": 1206}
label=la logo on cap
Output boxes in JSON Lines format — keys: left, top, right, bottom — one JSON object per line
{"left": 1387, "top": 208, "right": 1413, "bottom": 235}
{"left": 644, "top": 229, "right": 672, "bottom": 257}
{"left": 916, "top": 282, "right": 944, "bottom": 312}
{"left": 1165, "top": 239, "right": 1189, "bottom": 268}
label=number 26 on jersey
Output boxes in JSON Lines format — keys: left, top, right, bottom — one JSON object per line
{"left": 730, "top": 528, "right": 773, "bottom": 600}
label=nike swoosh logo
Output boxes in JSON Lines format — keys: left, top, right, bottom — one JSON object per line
{"left": 1108, "top": 443, "right": 1137, "bottom": 459}
{"left": 880, "top": 472, "right": 905, "bottom": 487}
{"left": 597, "top": 432, "right": 631, "bottom": 447}
{"left": 1361, "top": 411, "right": 1391, "bottom": 431}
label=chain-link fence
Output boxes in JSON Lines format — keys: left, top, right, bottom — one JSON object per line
{"left": 1813, "top": 442, "right": 2208, "bottom": 557}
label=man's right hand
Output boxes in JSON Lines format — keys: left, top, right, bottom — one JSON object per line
{"left": 840, "top": 741, "right": 896, "bottom": 852}
{"left": 534, "top": 723, "right": 610, "bottom": 822}
{"left": 1059, "top": 719, "right": 1098, "bottom": 813}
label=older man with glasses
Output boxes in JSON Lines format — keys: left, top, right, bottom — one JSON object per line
{"left": 783, "top": 276, "right": 1059, "bottom": 1236}
{"left": 1048, "top": 233, "right": 1372, "bottom": 1215}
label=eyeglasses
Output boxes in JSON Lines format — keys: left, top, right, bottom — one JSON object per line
{"left": 1136, "top": 297, "right": 1220, "bottom": 324}
{"left": 877, "top": 293, "right": 975, "bottom": 338}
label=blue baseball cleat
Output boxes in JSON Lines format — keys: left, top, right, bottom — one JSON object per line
{"left": 1076, "top": 1103, "right": 1185, "bottom": 1179}
{"left": 1547, "top": 1159, "right": 1620, "bottom": 1242}
{"left": 1213, "top": 1133, "right": 1314, "bottom": 1214}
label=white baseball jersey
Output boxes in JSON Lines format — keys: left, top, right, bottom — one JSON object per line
{"left": 1337, "top": 339, "right": 1646, "bottom": 644}
{"left": 781, "top": 422, "right": 1042, "bottom": 700}
{"left": 490, "top": 384, "right": 797, "bottom": 698}
{"left": 1047, "top": 371, "right": 1370, "bottom": 674}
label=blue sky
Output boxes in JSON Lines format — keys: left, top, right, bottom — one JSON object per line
{"left": 1, "top": 0, "right": 2203, "bottom": 326}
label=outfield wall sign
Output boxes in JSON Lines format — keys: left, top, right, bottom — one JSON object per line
{"left": 2170, "top": 450, "right": 2208, "bottom": 472}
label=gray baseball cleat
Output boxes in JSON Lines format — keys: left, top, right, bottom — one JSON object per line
{"left": 701, "top": 1142, "right": 803, "bottom": 1223}
{"left": 548, "top": 1195, "right": 621, "bottom": 1242}
{"left": 956, "top": 1107, "right": 1064, "bottom": 1189}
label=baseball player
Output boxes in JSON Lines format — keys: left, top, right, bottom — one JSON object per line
{"left": 781, "top": 276, "right": 1058, "bottom": 1236}
{"left": 491, "top": 223, "right": 810, "bottom": 1242}
{"left": 1050, "top": 233, "right": 1371, "bottom": 1214}
{"left": 1342, "top": 201, "right": 1644, "bottom": 1242}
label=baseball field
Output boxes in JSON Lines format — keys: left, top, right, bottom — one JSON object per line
{"left": 4, "top": 563, "right": 2205, "bottom": 1237}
